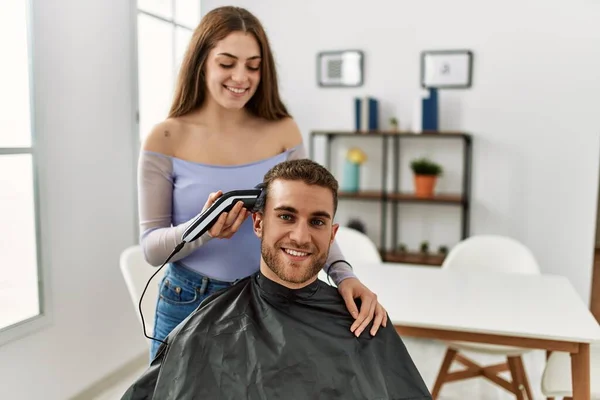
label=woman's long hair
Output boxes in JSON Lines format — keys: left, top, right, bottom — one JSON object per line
{"left": 168, "top": 6, "right": 290, "bottom": 121}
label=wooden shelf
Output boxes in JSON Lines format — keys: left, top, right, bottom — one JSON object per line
{"left": 338, "top": 191, "right": 464, "bottom": 205}
{"left": 310, "top": 128, "right": 472, "bottom": 260}
{"left": 338, "top": 190, "right": 384, "bottom": 200}
{"left": 388, "top": 192, "right": 464, "bottom": 205}
{"left": 312, "top": 130, "right": 470, "bottom": 139}
{"left": 382, "top": 251, "right": 446, "bottom": 267}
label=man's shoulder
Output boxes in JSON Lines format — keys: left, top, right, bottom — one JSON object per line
{"left": 315, "top": 279, "right": 342, "bottom": 297}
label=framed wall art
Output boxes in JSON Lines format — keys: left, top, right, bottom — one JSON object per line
{"left": 317, "top": 50, "right": 364, "bottom": 87}
{"left": 421, "top": 50, "right": 473, "bottom": 89}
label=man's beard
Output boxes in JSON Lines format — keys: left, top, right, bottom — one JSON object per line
{"left": 261, "top": 239, "right": 328, "bottom": 285}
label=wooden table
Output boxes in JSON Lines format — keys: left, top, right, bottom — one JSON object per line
{"left": 356, "top": 263, "right": 600, "bottom": 400}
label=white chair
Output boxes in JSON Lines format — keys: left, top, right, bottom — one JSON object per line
{"left": 119, "top": 245, "right": 165, "bottom": 344}
{"left": 432, "top": 235, "right": 541, "bottom": 400}
{"left": 319, "top": 226, "right": 382, "bottom": 285}
{"left": 541, "top": 341, "right": 600, "bottom": 399}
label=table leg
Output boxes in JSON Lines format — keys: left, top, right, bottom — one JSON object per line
{"left": 571, "top": 343, "right": 590, "bottom": 400}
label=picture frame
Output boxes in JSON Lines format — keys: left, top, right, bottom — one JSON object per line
{"left": 421, "top": 50, "right": 473, "bottom": 89}
{"left": 317, "top": 50, "right": 364, "bottom": 87}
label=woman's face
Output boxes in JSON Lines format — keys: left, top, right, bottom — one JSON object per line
{"left": 204, "top": 31, "right": 262, "bottom": 110}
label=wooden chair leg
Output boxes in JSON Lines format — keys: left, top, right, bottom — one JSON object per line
{"left": 507, "top": 356, "right": 525, "bottom": 400}
{"left": 515, "top": 356, "right": 533, "bottom": 400}
{"left": 432, "top": 348, "right": 458, "bottom": 399}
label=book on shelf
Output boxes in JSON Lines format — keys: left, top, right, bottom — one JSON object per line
{"left": 412, "top": 88, "right": 438, "bottom": 132}
{"left": 354, "top": 96, "right": 379, "bottom": 132}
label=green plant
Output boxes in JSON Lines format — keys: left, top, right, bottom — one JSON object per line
{"left": 410, "top": 157, "right": 443, "bottom": 176}
{"left": 397, "top": 243, "right": 407, "bottom": 253}
{"left": 438, "top": 245, "right": 448, "bottom": 255}
{"left": 420, "top": 241, "right": 429, "bottom": 253}
{"left": 389, "top": 117, "right": 398, "bottom": 128}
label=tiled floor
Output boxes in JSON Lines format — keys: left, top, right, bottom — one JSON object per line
{"left": 94, "top": 337, "right": 547, "bottom": 399}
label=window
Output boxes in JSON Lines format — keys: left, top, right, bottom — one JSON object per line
{"left": 0, "top": 0, "right": 43, "bottom": 335}
{"left": 136, "top": 0, "right": 201, "bottom": 141}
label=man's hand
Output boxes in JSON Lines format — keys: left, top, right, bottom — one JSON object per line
{"left": 337, "top": 278, "right": 388, "bottom": 337}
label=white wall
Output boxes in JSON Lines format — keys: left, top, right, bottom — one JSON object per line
{"left": 0, "top": 0, "right": 145, "bottom": 398}
{"left": 2, "top": 1, "right": 595, "bottom": 396}
{"left": 203, "top": 0, "right": 600, "bottom": 304}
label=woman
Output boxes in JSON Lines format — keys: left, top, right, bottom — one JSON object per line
{"left": 138, "top": 6, "right": 387, "bottom": 359}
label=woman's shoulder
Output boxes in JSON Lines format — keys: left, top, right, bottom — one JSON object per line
{"left": 259, "top": 116, "right": 303, "bottom": 150}
{"left": 142, "top": 118, "right": 187, "bottom": 156}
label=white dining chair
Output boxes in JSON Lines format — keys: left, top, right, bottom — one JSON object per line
{"left": 432, "top": 235, "right": 541, "bottom": 400}
{"left": 319, "top": 226, "right": 381, "bottom": 285}
{"left": 119, "top": 245, "right": 165, "bottom": 344}
{"left": 541, "top": 339, "right": 600, "bottom": 399}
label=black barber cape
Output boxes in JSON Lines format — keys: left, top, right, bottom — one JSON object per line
{"left": 122, "top": 272, "right": 432, "bottom": 400}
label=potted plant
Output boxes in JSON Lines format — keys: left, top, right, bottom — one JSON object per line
{"left": 419, "top": 240, "right": 429, "bottom": 254}
{"left": 389, "top": 117, "right": 399, "bottom": 132}
{"left": 438, "top": 245, "right": 448, "bottom": 255}
{"left": 410, "top": 157, "right": 443, "bottom": 198}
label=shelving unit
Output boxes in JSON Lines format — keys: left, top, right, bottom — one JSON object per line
{"left": 310, "top": 130, "right": 473, "bottom": 266}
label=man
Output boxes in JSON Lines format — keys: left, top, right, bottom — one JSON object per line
{"left": 122, "top": 159, "right": 431, "bottom": 400}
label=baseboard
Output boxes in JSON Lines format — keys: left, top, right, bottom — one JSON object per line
{"left": 69, "top": 352, "right": 147, "bottom": 400}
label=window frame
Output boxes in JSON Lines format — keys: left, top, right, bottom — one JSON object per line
{"left": 133, "top": 1, "right": 198, "bottom": 142}
{"left": 131, "top": 0, "right": 199, "bottom": 235}
{"left": 0, "top": 0, "right": 53, "bottom": 347}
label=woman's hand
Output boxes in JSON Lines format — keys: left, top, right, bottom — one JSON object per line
{"left": 202, "top": 191, "right": 250, "bottom": 239}
{"left": 337, "top": 278, "right": 388, "bottom": 337}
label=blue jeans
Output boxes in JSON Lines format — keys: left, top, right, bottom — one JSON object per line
{"left": 149, "top": 263, "right": 233, "bottom": 360}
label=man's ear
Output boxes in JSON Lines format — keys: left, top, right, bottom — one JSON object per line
{"left": 252, "top": 212, "right": 264, "bottom": 238}
{"left": 330, "top": 223, "right": 339, "bottom": 244}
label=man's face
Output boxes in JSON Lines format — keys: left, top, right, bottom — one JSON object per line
{"left": 252, "top": 179, "right": 338, "bottom": 289}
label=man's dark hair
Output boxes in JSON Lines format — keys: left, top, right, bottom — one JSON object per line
{"left": 257, "top": 159, "right": 338, "bottom": 214}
